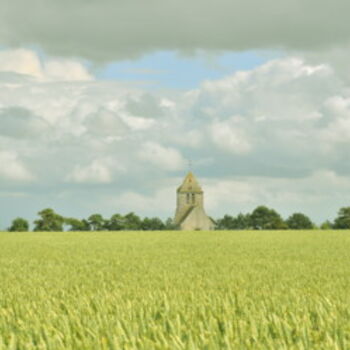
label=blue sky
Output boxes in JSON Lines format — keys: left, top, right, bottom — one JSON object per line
{"left": 96, "top": 50, "right": 280, "bottom": 89}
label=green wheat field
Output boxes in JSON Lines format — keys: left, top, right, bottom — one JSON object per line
{"left": 0, "top": 231, "right": 349, "bottom": 350}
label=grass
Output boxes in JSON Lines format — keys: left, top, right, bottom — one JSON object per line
{"left": 0, "top": 230, "right": 349, "bottom": 349}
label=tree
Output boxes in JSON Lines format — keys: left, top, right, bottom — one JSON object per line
{"left": 231, "top": 213, "right": 251, "bottom": 229}
{"left": 216, "top": 213, "right": 251, "bottom": 230}
{"left": 333, "top": 207, "right": 350, "bottom": 229}
{"left": 141, "top": 217, "right": 165, "bottom": 230}
{"left": 164, "top": 218, "right": 177, "bottom": 230}
{"left": 320, "top": 220, "right": 333, "bottom": 230}
{"left": 65, "top": 218, "right": 90, "bottom": 231}
{"left": 106, "top": 213, "right": 125, "bottom": 231}
{"left": 216, "top": 215, "right": 235, "bottom": 230}
{"left": 286, "top": 213, "right": 313, "bottom": 229}
{"left": 250, "top": 206, "right": 287, "bottom": 230}
{"left": 8, "top": 217, "right": 29, "bottom": 232}
{"left": 33, "top": 208, "right": 64, "bottom": 232}
{"left": 123, "top": 212, "right": 142, "bottom": 230}
{"left": 88, "top": 214, "right": 106, "bottom": 231}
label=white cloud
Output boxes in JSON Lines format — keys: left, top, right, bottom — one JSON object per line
{"left": 0, "top": 151, "right": 34, "bottom": 181}
{"left": 1, "top": 53, "right": 350, "bottom": 225}
{"left": 107, "top": 187, "right": 175, "bottom": 217}
{"left": 0, "top": 49, "right": 42, "bottom": 79}
{"left": 138, "top": 142, "right": 186, "bottom": 171}
{"left": 0, "top": 49, "right": 92, "bottom": 82}
{"left": 210, "top": 117, "right": 252, "bottom": 154}
{"left": 0, "top": 106, "right": 48, "bottom": 138}
{"left": 43, "top": 59, "right": 92, "bottom": 81}
{"left": 203, "top": 170, "right": 350, "bottom": 222}
{"left": 66, "top": 159, "right": 113, "bottom": 184}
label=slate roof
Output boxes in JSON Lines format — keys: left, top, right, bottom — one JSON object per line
{"left": 177, "top": 172, "right": 203, "bottom": 193}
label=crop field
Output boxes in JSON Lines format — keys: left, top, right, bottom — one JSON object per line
{"left": 0, "top": 231, "right": 349, "bottom": 350}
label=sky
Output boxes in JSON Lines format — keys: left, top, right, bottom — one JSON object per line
{"left": 1, "top": 0, "right": 350, "bottom": 228}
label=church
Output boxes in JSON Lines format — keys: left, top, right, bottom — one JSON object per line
{"left": 174, "top": 172, "right": 216, "bottom": 230}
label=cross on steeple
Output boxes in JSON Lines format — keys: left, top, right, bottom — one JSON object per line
{"left": 188, "top": 159, "right": 193, "bottom": 172}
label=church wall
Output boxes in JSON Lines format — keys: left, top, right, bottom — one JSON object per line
{"left": 174, "top": 192, "right": 204, "bottom": 225}
{"left": 180, "top": 206, "right": 215, "bottom": 231}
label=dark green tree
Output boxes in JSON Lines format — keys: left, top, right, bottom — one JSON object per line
{"left": 8, "top": 217, "right": 29, "bottom": 232}
{"left": 88, "top": 214, "right": 106, "bottom": 231}
{"left": 286, "top": 213, "right": 313, "bottom": 229}
{"left": 106, "top": 213, "right": 125, "bottom": 231}
{"left": 216, "top": 213, "right": 251, "bottom": 230}
{"left": 216, "top": 215, "right": 235, "bottom": 230}
{"left": 231, "top": 213, "right": 251, "bottom": 229}
{"left": 65, "top": 218, "right": 90, "bottom": 231}
{"left": 123, "top": 212, "right": 142, "bottom": 230}
{"left": 33, "top": 208, "right": 65, "bottom": 232}
{"left": 164, "top": 218, "right": 176, "bottom": 230}
{"left": 333, "top": 207, "right": 350, "bottom": 229}
{"left": 250, "top": 206, "right": 287, "bottom": 230}
{"left": 141, "top": 217, "right": 165, "bottom": 230}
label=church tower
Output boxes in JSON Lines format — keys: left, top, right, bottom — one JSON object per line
{"left": 174, "top": 172, "right": 215, "bottom": 230}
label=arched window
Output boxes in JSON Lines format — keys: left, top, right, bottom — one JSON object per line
{"left": 186, "top": 193, "right": 190, "bottom": 204}
{"left": 192, "top": 193, "right": 195, "bottom": 204}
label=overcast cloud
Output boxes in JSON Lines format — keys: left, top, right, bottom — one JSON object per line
{"left": 1, "top": 0, "right": 350, "bottom": 61}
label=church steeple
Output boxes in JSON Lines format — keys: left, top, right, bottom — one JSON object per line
{"left": 173, "top": 172, "right": 215, "bottom": 230}
{"left": 177, "top": 172, "right": 203, "bottom": 194}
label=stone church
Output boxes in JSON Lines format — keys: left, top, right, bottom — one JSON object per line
{"left": 174, "top": 172, "right": 215, "bottom": 230}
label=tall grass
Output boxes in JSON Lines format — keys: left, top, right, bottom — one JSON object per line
{"left": 0, "top": 231, "right": 349, "bottom": 349}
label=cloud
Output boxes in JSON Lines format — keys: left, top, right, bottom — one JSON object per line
{"left": 210, "top": 117, "right": 252, "bottom": 154}
{"left": 0, "top": 151, "right": 34, "bottom": 181}
{"left": 84, "top": 108, "right": 129, "bottom": 137}
{"left": 138, "top": 142, "right": 186, "bottom": 171}
{"left": 1, "top": 1, "right": 350, "bottom": 61}
{"left": 0, "top": 49, "right": 92, "bottom": 81}
{"left": 66, "top": 159, "right": 113, "bottom": 184}
{"left": 105, "top": 186, "right": 176, "bottom": 217}
{"left": 125, "top": 93, "right": 165, "bottom": 119}
{"left": 203, "top": 170, "right": 350, "bottom": 222}
{"left": 0, "top": 106, "right": 48, "bottom": 138}
{"left": 1, "top": 51, "right": 350, "bottom": 225}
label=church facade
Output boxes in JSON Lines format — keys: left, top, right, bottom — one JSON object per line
{"left": 173, "top": 172, "right": 215, "bottom": 230}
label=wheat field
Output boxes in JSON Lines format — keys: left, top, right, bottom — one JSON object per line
{"left": 0, "top": 231, "right": 349, "bottom": 349}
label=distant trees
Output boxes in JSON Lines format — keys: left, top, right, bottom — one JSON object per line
{"left": 106, "top": 213, "right": 124, "bottom": 231}
{"left": 65, "top": 218, "right": 90, "bottom": 231}
{"left": 8, "top": 217, "right": 29, "bottom": 232}
{"left": 320, "top": 220, "right": 333, "bottom": 230}
{"left": 123, "top": 212, "right": 142, "bottom": 230}
{"left": 216, "top": 213, "right": 251, "bottom": 230}
{"left": 333, "top": 207, "right": 350, "bottom": 229}
{"left": 216, "top": 207, "right": 316, "bottom": 230}
{"left": 27, "top": 210, "right": 175, "bottom": 232}
{"left": 88, "top": 214, "right": 106, "bottom": 231}
{"left": 250, "top": 206, "right": 287, "bottom": 230}
{"left": 141, "top": 217, "right": 165, "bottom": 230}
{"left": 33, "top": 208, "right": 65, "bottom": 232}
{"left": 5, "top": 205, "right": 350, "bottom": 232}
{"left": 286, "top": 213, "right": 313, "bottom": 229}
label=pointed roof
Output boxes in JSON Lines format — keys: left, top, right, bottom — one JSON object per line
{"left": 177, "top": 172, "right": 203, "bottom": 193}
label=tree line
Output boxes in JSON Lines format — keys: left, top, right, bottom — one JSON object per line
{"left": 5, "top": 206, "right": 350, "bottom": 232}
{"left": 7, "top": 209, "right": 176, "bottom": 232}
{"left": 216, "top": 206, "right": 350, "bottom": 230}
